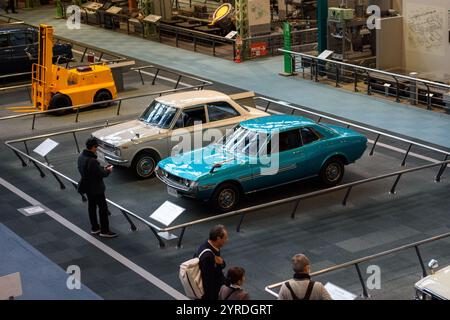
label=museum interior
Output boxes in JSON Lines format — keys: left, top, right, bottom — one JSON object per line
{"left": 0, "top": 0, "right": 449, "bottom": 301}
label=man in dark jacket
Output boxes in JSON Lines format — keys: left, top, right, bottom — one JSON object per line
{"left": 196, "top": 225, "right": 228, "bottom": 300}
{"left": 77, "top": 138, "right": 117, "bottom": 238}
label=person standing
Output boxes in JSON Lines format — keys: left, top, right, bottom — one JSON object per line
{"left": 219, "top": 267, "right": 250, "bottom": 300}
{"left": 196, "top": 225, "right": 228, "bottom": 300}
{"left": 77, "top": 137, "right": 117, "bottom": 238}
{"left": 5, "top": 0, "right": 17, "bottom": 14}
{"left": 278, "top": 253, "right": 332, "bottom": 300}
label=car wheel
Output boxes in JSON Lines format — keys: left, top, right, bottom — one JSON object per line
{"left": 132, "top": 152, "right": 159, "bottom": 179}
{"left": 94, "top": 90, "right": 112, "bottom": 108}
{"left": 210, "top": 182, "right": 241, "bottom": 213}
{"left": 320, "top": 158, "right": 344, "bottom": 187}
{"left": 49, "top": 93, "right": 72, "bottom": 115}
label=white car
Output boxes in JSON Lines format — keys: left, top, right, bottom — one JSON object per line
{"left": 92, "top": 90, "right": 268, "bottom": 178}
{"left": 415, "top": 264, "right": 450, "bottom": 300}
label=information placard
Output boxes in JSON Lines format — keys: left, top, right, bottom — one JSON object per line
{"left": 33, "top": 138, "right": 59, "bottom": 157}
{"left": 317, "top": 50, "right": 334, "bottom": 60}
{"left": 150, "top": 201, "right": 185, "bottom": 226}
{"left": 324, "top": 282, "right": 357, "bottom": 300}
{"left": 0, "top": 272, "right": 22, "bottom": 300}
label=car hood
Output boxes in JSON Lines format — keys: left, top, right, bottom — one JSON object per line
{"left": 92, "top": 120, "right": 165, "bottom": 146}
{"left": 158, "top": 145, "right": 246, "bottom": 181}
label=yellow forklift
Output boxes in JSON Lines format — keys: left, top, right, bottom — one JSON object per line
{"left": 32, "top": 24, "right": 117, "bottom": 114}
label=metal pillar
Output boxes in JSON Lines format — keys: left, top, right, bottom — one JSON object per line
{"left": 317, "top": 0, "right": 328, "bottom": 53}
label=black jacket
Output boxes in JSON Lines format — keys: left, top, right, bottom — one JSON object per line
{"left": 196, "top": 240, "right": 226, "bottom": 300}
{"left": 77, "top": 150, "right": 109, "bottom": 195}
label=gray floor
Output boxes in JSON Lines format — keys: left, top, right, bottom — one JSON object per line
{"left": 0, "top": 7, "right": 449, "bottom": 300}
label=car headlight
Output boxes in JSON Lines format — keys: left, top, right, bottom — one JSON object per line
{"left": 113, "top": 147, "right": 121, "bottom": 157}
{"left": 182, "top": 179, "right": 197, "bottom": 189}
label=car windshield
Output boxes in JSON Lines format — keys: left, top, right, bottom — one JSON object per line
{"left": 139, "top": 100, "right": 178, "bottom": 129}
{"left": 219, "top": 125, "right": 268, "bottom": 156}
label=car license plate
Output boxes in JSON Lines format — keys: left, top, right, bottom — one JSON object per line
{"left": 167, "top": 186, "right": 180, "bottom": 198}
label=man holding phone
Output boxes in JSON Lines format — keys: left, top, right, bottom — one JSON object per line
{"left": 77, "top": 138, "right": 117, "bottom": 238}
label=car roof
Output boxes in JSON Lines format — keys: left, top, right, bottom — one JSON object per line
{"left": 155, "top": 90, "right": 234, "bottom": 109}
{"left": 239, "top": 115, "right": 316, "bottom": 133}
{"left": 0, "top": 23, "right": 35, "bottom": 33}
{"left": 415, "top": 266, "right": 450, "bottom": 299}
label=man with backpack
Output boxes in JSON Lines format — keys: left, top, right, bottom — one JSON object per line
{"left": 196, "top": 225, "right": 228, "bottom": 300}
{"left": 278, "top": 253, "right": 332, "bottom": 300}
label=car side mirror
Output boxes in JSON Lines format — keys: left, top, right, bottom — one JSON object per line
{"left": 428, "top": 259, "right": 439, "bottom": 274}
{"left": 210, "top": 163, "right": 222, "bottom": 174}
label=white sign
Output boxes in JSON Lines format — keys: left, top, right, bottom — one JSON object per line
{"left": 23, "top": 206, "right": 45, "bottom": 215}
{"left": 150, "top": 201, "right": 185, "bottom": 226}
{"left": 33, "top": 138, "right": 59, "bottom": 157}
{"left": 0, "top": 272, "right": 23, "bottom": 300}
{"left": 324, "top": 282, "right": 357, "bottom": 300}
{"left": 225, "top": 31, "right": 238, "bottom": 39}
{"left": 317, "top": 50, "right": 334, "bottom": 60}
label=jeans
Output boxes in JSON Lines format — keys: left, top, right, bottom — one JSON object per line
{"left": 87, "top": 193, "right": 109, "bottom": 233}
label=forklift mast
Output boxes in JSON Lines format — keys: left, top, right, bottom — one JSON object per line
{"left": 32, "top": 24, "right": 54, "bottom": 111}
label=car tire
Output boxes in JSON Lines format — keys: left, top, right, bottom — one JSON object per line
{"left": 48, "top": 93, "right": 72, "bottom": 115}
{"left": 131, "top": 151, "right": 160, "bottom": 179}
{"left": 94, "top": 90, "right": 112, "bottom": 108}
{"left": 210, "top": 182, "right": 241, "bottom": 213}
{"left": 320, "top": 157, "right": 344, "bottom": 187}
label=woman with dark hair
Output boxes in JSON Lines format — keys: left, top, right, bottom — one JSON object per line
{"left": 218, "top": 267, "right": 250, "bottom": 300}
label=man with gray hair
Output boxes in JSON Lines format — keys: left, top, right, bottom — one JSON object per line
{"left": 278, "top": 254, "right": 332, "bottom": 300}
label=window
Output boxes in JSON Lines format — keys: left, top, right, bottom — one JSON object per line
{"left": 183, "top": 106, "right": 207, "bottom": 126}
{"left": 0, "top": 34, "right": 9, "bottom": 48}
{"left": 301, "top": 127, "right": 320, "bottom": 145}
{"left": 139, "top": 101, "right": 178, "bottom": 129}
{"left": 269, "top": 129, "right": 302, "bottom": 153}
{"left": 9, "top": 32, "right": 27, "bottom": 46}
{"left": 207, "top": 102, "right": 240, "bottom": 122}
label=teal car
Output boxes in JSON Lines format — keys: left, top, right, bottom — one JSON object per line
{"left": 155, "top": 115, "right": 368, "bottom": 212}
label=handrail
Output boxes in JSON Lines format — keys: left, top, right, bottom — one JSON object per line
{"left": 254, "top": 97, "right": 450, "bottom": 157}
{"left": 278, "top": 49, "right": 450, "bottom": 90}
{"left": 264, "top": 231, "right": 450, "bottom": 298}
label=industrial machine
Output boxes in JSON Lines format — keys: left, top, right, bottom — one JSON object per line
{"left": 31, "top": 24, "right": 117, "bottom": 114}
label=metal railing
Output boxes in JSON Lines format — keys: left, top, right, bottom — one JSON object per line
{"left": 4, "top": 96, "right": 448, "bottom": 249}
{"left": 0, "top": 65, "right": 213, "bottom": 130}
{"left": 279, "top": 49, "right": 450, "bottom": 111}
{"left": 265, "top": 231, "right": 450, "bottom": 299}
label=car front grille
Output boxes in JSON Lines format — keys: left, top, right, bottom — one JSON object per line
{"left": 157, "top": 168, "right": 190, "bottom": 191}
{"left": 94, "top": 138, "right": 115, "bottom": 153}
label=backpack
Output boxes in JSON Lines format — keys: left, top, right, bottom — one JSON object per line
{"left": 284, "top": 280, "right": 315, "bottom": 300}
{"left": 179, "top": 249, "right": 213, "bottom": 299}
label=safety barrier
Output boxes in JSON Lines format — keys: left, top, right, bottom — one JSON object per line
{"left": 4, "top": 96, "right": 449, "bottom": 249}
{"left": 0, "top": 65, "right": 213, "bottom": 130}
{"left": 279, "top": 49, "right": 450, "bottom": 112}
{"left": 264, "top": 231, "right": 450, "bottom": 299}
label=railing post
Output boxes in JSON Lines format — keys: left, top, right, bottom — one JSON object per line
{"left": 435, "top": 155, "right": 448, "bottom": 182}
{"left": 176, "top": 31, "right": 179, "bottom": 47}
{"left": 425, "top": 84, "right": 431, "bottom": 110}
{"left": 393, "top": 76, "right": 400, "bottom": 102}
{"left": 12, "top": 150, "right": 27, "bottom": 167}
{"left": 213, "top": 40, "right": 216, "bottom": 56}
{"left": 342, "top": 186, "right": 353, "bottom": 206}
{"left": 116, "top": 100, "right": 122, "bottom": 116}
{"left": 369, "top": 134, "right": 380, "bottom": 156}
{"left": 236, "top": 212, "right": 245, "bottom": 232}
{"left": 152, "top": 68, "right": 160, "bottom": 85}
{"left": 177, "top": 227, "right": 186, "bottom": 249}
{"left": 401, "top": 144, "right": 413, "bottom": 167}
{"left": 73, "top": 132, "right": 80, "bottom": 153}
{"left": 81, "top": 47, "right": 88, "bottom": 62}
{"left": 31, "top": 114, "right": 36, "bottom": 130}
{"left": 148, "top": 226, "right": 165, "bottom": 248}
{"left": 354, "top": 67, "right": 358, "bottom": 92}
{"left": 31, "top": 160, "right": 46, "bottom": 178}
{"left": 75, "top": 107, "right": 80, "bottom": 123}
{"left": 355, "top": 263, "right": 369, "bottom": 298}
{"left": 72, "top": 182, "right": 87, "bottom": 202}
{"left": 335, "top": 65, "right": 340, "bottom": 87}
{"left": 367, "top": 72, "right": 372, "bottom": 95}
{"left": 264, "top": 101, "right": 272, "bottom": 112}
{"left": 138, "top": 70, "right": 145, "bottom": 85}
{"left": 317, "top": 116, "right": 322, "bottom": 123}
{"left": 50, "top": 171, "right": 66, "bottom": 190}
{"left": 390, "top": 173, "right": 403, "bottom": 194}
{"left": 291, "top": 199, "right": 300, "bottom": 219}
{"left": 119, "top": 209, "right": 138, "bottom": 231}
{"left": 414, "top": 246, "right": 427, "bottom": 278}
{"left": 23, "top": 141, "right": 30, "bottom": 155}
{"left": 174, "top": 75, "right": 182, "bottom": 89}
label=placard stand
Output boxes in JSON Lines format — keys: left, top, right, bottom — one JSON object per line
{"left": 149, "top": 201, "right": 185, "bottom": 241}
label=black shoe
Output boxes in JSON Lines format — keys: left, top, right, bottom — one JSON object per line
{"left": 99, "top": 231, "right": 118, "bottom": 238}
{"left": 90, "top": 228, "right": 101, "bottom": 235}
